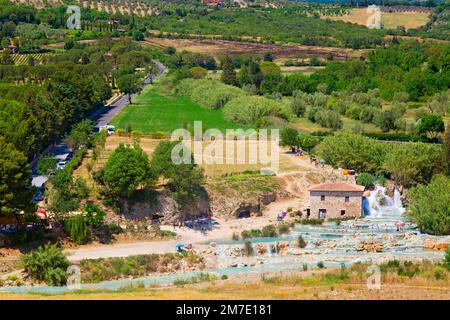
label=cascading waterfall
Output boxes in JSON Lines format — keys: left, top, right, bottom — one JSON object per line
{"left": 266, "top": 243, "right": 272, "bottom": 257}
{"left": 367, "top": 185, "right": 405, "bottom": 217}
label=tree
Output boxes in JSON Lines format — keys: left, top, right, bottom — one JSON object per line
{"left": 290, "top": 95, "right": 307, "bottom": 117}
{"left": 117, "top": 74, "right": 143, "bottom": 103}
{"left": 315, "top": 132, "right": 388, "bottom": 173}
{"left": 429, "top": 90, "right": 450, "bottom": 116}
{"left": 64, "top": 214, "right": 88, "bottom": 244}
{"left": 0, "top": 136, "right": 34, "bottom": 218}
{"left": 169, "top": 164, "right": 205, "bottom": 208}
{"left": 444, "top": 123, "right": 450, "bottom": 176}
{"left": 374, "top": 108, "right": 400, "bottom": 132}
{"left": 408, "top": 175, "right": 450, "bottom": 235}
{"left": 280, "top": 128, "right": 300, "bottom": 149}
{"left": 65, "top": 119, "right": 93, "bottom": 150}
{"left": 37, "top": 156, "right": 56, "bottom": 176}
{"left": 382, "top": 143, "right": 442, "bottom": 187}
{"left": 103, "top": 143, "right": 150, "bottom": 198}
{"left": 417, "top": 114, "right": 445, "bottom": 139}
{"left": 1, "top": 49, "right": 14, "bottom": 65}
{"left": 48, "top": 170, "right": 89, "bottom": 219}
{"left": 132, "top": 29, "right": 144, "bottom": 41}
{"left": 263, "top": 52, "right": 274, "bottom": 62}
{"left": 150, "top": 141, "right": 205, "bottom": 208}
{"left": 221, "top": 55, "right": 238, "bottom": 86}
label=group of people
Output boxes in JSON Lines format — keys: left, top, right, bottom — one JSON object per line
{"left": 291, "top": 147, "right": 304, "bottom": 156}
{"left": 277, "top": 211, "right": 288, "bottom": 221}
{"left": 175, "top": 217, "right": 217, "bottom": 236}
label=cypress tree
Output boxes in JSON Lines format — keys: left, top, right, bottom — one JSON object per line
{"left": 221, "top": 55, "right": 238, "bottom": 86}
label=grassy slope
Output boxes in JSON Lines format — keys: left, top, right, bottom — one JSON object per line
{"left": 111, "top": 83, "right": 246, "bottom": 134}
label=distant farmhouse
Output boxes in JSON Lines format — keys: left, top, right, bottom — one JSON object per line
{"left": 308, "top": 182, "right": 365, "bottom": 219}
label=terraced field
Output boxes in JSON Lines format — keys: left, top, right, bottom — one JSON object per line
{"left": 11, "top": 0, "right": 159, "bottom": 17}
{"left": 11, "top": 53, "right": 54, "bottom": 65}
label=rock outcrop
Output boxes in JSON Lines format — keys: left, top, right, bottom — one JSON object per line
{"left": 356, "top": 240, "right": 383, "bottom": 252}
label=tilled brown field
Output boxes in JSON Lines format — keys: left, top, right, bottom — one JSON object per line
{"left": 142, "top": 38, "right": 369, "bottom": 61}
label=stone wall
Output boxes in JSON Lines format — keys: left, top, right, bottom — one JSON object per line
{"left": 310, "top": 191, "right": 362, "bottom": 219}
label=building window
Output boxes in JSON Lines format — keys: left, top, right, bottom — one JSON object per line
{"left": 319, "top": 209, "right": 326, "bottom": 219}
{"left": 341, "top": 210, "right": 346, "bottom": 216}
{"left": 345, "top": 196, "right": 349, "bottom": 202}
{"left": 321, "top": 195, "right": 325, "bottom": 201}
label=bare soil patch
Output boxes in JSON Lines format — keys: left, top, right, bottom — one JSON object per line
{"left": 142, "top": 38, "right": 368, "bottom": 61}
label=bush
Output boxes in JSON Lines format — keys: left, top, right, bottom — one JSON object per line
{"left": 297, "top": 235, "right": 307, "bottom": 248}
{"left": 314, "top": 109, "right": 343, "bottom": 130}
{"left": 299, "top": 218, "right": 324, "bottom": 225}
{"left": 189, "top": 66, "right": 207, "bottom": 79}
{"left": 191, "top": 81, "right": 246, "bottom": 109}
{"left": 172, "top": 78, "right": 211, "bottom": 96}
{"left": 277, "top": 223, "right": 291, "bottom": 235}
{"left": 244, "top": 240, "right": 254, "bottom": 256}
{"left": 445, "top": 248, "right": 450, "bottom": 268}
{"left": 356, "top": 173, "right": 374, "bottom": 188}
{"left": 408, "top": 175, "right": 450, "bottom": 235}
{"left": 21, "top": 244, "right": 69, "bottom": 286}
{"left": 64, "top": 214, "right": 89, "bottom": 244}
{"left": 223, "top": 96, "right": 290, "bottom": 125}
{"left": 84, "top": 203, "right": 106, "bottom": 228}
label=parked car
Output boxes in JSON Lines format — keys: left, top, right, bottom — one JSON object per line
{"left": 56, "top": 160, "right": 68, "bottom": 170}
{"left": 33, "top": 192, "right": 43, "bottom": 203}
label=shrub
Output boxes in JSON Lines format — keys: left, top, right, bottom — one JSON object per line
{"left": 223, "top": 96, "right": 289, "bottom": 125}
{"left": 191, "top": 81, "right": 246, "bottom": 109}
{"left": 445, "top": 248, "right": 450, "bottom": 268}
{"left": 300, "top": 218, "right": 323, "bottom": 225}
{"left": 297, "top": 235, "right": 307, "bottom": 248}
{"left": 277, "top": 223, "right": 291, "bottom": 235}
{"left": 84, "top": 203, "right": 106, "bottom": 228}
{"left": 172, "top": 78, "right": 211, "bottom": 96}
{"left": 189, "top": 66, "right": 207, "bottom": 79}
{"left": 21, "top": 244, "right": 69, "bottom": 286}
{"left": 433, "top": 266, "right": 447, "bottom": 280}
{"left": 261, "top": 225, "right": 278, "bottom": 237}
{"left": 244, "top": 240, "right": 254, "bottom": 256}
{"left": 356, "top": 172, "right": 375, "bottom": 188}
{"left": 317, "top": 261, "right": 325, "bottom": 269}
{"left": 64, "top": 214, "right": 89, "bottom": 244}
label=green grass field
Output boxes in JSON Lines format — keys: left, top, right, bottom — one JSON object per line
{"left": 111, "top": 83, "right": 248, "bottom": 134}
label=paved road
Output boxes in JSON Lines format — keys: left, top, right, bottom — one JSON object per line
{"left": 30, "top": 61, "right": 167, "bottom": 189}
{"left": 91, "top": 61, "right": 166, "bottom": 128}
{"left": 66, "top": 240, "right": 180, "bottom": 262}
